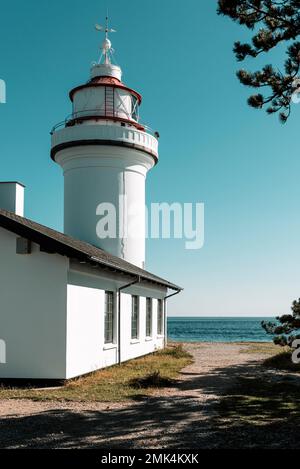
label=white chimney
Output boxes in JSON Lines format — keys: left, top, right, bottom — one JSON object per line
{"left": 0, "top": 182, "right": 25, "bottom": 216}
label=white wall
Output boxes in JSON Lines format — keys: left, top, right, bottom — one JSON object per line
{"left": 119, "top": 295, "right": 164, "bottom": 363}
{"left": 0, "top": 183, "right": 24, "bottom": 216}
{"left": 66, "top": 284, "right": 119, "bottom": 379}
{"left": 0, "top": 230, "right": 168, "bottom": 381}
{"left": 0, "top": 228, "right": 68, "bottom": 379}
{"left": 66, "top": 265, "right": 166, "bottom": 379}
{"left": 55, "top": 145, "right": 155, "bottom": 268}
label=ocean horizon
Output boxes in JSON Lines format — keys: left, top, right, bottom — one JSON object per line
{"left": 167, "top": 316, "right": 275, "bottom": 343}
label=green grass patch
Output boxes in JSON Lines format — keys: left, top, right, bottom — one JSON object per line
{"left": 218, "top": 377, "right": 300, "bottom": 426}
{"left": 217, "top": 345, "right": 300, "bottom": 428}
{"left": 241, "top": 342, "right": 279, "bottom": 355}
{"left": 0, "top": 345, "right": 193, "bottom": 403}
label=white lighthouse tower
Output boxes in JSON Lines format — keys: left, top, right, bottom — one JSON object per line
{"left": 51, "top": 18, "right": 158, "bottom": 268}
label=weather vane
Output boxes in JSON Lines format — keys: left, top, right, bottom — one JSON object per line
{"left": 95, "top": 13, "right": 117, "bottom": 64}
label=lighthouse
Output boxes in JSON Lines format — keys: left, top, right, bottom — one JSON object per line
{"left": 0, "top": 15, "right": 182, "bottom": 382}
{"left": 51, "top": 18, "right": 158, "bottom": 268}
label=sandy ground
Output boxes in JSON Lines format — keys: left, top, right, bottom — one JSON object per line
{"left": 0, "top": 342, "right": 294, "bottom": 449}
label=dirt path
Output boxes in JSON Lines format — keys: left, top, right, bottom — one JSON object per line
{"left": 0, "top": 342, "right": 286, "bottom": 449}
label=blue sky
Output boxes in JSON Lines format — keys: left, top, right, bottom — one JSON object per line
{"left": 1, "top": 0, "right": 300, "bottom": 317}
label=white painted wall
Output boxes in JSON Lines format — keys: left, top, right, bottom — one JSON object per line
{"left": 55, "top": 145, "right": 155, "bottom": 268}
{"left": 66, "top": 266, "right": 166, "bottom": 379}
{"left": 0, "top": 228, "right": 68, "bottom": 379}
{"left": 0, "top": 229, "right": 167, "bottom": 380}
{"left": 66, "top": 285, "right": 116, "bottom": 378}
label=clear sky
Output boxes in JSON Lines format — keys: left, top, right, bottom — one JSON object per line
{"left": 1, "top": 0, "right": 300, "bottom": 317}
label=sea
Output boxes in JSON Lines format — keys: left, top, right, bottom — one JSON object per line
{"left": 167, "top": 317, "right": 275, "bottom": 343}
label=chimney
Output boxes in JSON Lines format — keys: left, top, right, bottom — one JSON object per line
{"left": 0, "top": 182, "right": 25, "bottom": 216}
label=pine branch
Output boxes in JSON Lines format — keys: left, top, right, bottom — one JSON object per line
{"left": 217, "top": 0, "right": 300, "bottom": 121}
{"left": 262, "top": 298, "right": 300, "bottom": 345}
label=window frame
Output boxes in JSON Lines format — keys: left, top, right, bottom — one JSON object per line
{"left": 146, "top": 298, "right": 153, "bottom": 338}
{"left": 104, "top": 291, "right": 115, "bottom": 345}
{"left": 157, "top": 299, "right": 164, "bottom": 336}
{"left": 131, "top": 95, "right": 139, "bottom": 121}
{"left": 131, "top": 295, "right": 140, "bottom": 340}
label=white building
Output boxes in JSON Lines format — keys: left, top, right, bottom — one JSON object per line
{"left": 0, "top": 21, "right": 181, "bottom": 381}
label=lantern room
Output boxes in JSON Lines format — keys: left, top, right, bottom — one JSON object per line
{"left": 68, "top": 62, "right": 143, "bottom": 130}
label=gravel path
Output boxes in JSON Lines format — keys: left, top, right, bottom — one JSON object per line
{"left": 0, "top": 342, "right": 283, "bottom": 449}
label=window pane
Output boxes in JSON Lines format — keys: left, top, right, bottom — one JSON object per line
{"left": 105, "top": 292, "right": 114, "bottom": 344}
{"left": 132, "top": 96, "right": 139, "bottom": 121}
{"left": 157, "top": 299, "right": 164, "bottom": 335}
{"left": 146, "top": 298, "right": 152, "bottom": 337}
{"left": 131, "top": 296, "right": 139, "bottom": 339}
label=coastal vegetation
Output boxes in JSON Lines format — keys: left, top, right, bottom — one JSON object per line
{"left": 262, "top": 298, "right": 300, "bottom": 349}
{"left": 218, "top": 0, "right": 300, "bottom": 122}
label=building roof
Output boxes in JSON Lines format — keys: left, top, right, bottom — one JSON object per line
{"left": 90, "top": 76, "right": 124, "bottom": 86}
{"left": 0, "top": 209, "right": 182, "bottom": 292}
{"left": 0, "top": 181, "right": 26, "bottom": 188}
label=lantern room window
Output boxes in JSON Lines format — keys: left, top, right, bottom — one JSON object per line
{"left": 131, "top": 95, "right": 139, "bottom": 121}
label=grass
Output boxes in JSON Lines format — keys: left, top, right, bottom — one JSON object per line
{"left": 241, "top": 342, "right": 279, "bottom": 355}
{"left": 215, "top": 376, "right": 300, "bottom": 449}
{"left": 242, "top": 342, "right": 300, "bottom": 372}
{"left": 218, "top": 377, "right": 300, "bottom": 426}
{"left": 0, "top": 345, "right": 193, "bottom": 403}
{"left": 214, "top": 344, "right": 300, "bottom": 447}
{"left": 129, "top": 371, "right": 175, "bottom": 389}
{"left": 263, "top": 349, "right": 300, "bottom": 373}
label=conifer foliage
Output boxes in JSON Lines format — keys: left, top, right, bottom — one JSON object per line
{"left": 262, "top": 298, "right": 300, "bottom": 346}
{"left": 217, "top": 1, "right": 300, "bottom": 122}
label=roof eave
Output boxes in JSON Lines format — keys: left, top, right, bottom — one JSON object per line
{"left": 0, "top": 213, "right": 182, "bottom": 292}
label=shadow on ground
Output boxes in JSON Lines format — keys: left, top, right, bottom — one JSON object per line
{"left": 1, "top": 355, "right": 300, "bottom": 449}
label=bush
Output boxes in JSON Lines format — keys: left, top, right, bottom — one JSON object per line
{"left": 263, "top": 351, "right": 300, "bottom": 373}
{"left": 262, "top": 298, "right": 300, "bottom": 347}
{"left": 159, "top": 344, "right": 193, "bottom": 360}
{"left": 129, "top": 371, "right": 175, "bottom": 389}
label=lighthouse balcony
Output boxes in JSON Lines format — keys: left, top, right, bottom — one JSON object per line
{"left": 50, "top": 120, "right": 159, "bottom": 162}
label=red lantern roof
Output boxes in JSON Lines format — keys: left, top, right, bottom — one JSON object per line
{"left": 69, "top": 76, "right": 142, "bottom": 104}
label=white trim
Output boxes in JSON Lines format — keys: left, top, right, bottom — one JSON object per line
{"left": 52, "top": 124, "right": 158, "bottom": 161}
{"left": 103, "top": 343, "right": 117, "bottom": 351}
{"left": 130, "top": 339, "right": 140, "bottom": 345}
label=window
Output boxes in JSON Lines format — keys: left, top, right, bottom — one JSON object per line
{"left": 131, "top": 95, "right": 139, "bottom": 121}
{"left": 157, "top": 299, "right": 164, "bottom": 335}
{"left": 131, "top": 295, "right": 140, "bottom": 340}
{"left": 146, "top": 298, "right": 152, "bottom": 337}
{"left": 104, "top": 291, "right": 114, "bottom": 344}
